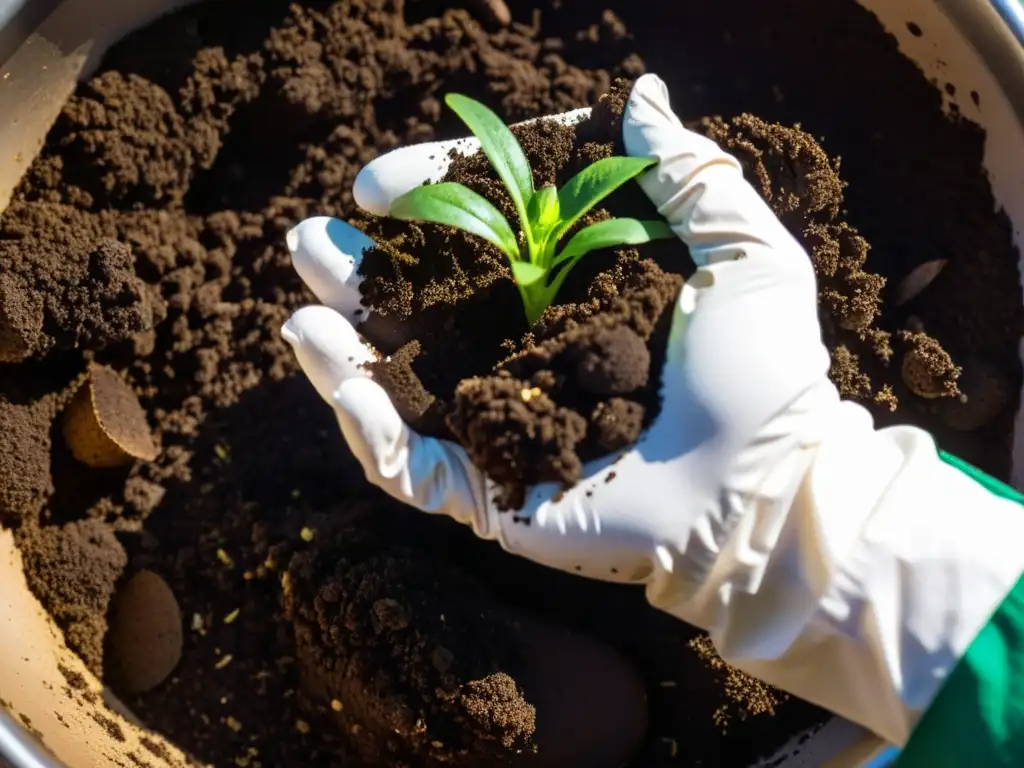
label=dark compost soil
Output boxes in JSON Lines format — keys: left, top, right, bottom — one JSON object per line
{"left": 0, "top": 1, "right": 1020, "bottom": 767}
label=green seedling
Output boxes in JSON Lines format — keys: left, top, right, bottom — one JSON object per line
{"left": 389, "top": 94, "right": 675, "bottom": 326}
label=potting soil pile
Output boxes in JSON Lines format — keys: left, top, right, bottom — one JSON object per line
{"left": 0, "top": 1, "right": 1020, "bottom": 767}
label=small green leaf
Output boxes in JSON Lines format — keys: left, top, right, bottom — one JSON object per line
{"left": 445, "top": 94, "right": 535, "bottom": 238}
{"left": 390, "top": 182, "right": 520, "bottom": 259}
{"left": 555, "top": 218, "right": 674, "bottom": 268}
{"left": 532, "top": 218, "right": 673, "bottom": 327}
{"left": 526, "top": 185, "right": 560, "bottom": 244}
{"left": 388, "top": 93, "right": 674, "bottom": 328}
{"left": 553, "top": 156, "right": 658, "bottom": 242}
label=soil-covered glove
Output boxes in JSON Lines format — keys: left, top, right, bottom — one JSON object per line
{"left": 282, "top": 74, "right": 1024, "bottom": 750}
{"left": 282, "top": 74, "right": 832, "bottom": 571}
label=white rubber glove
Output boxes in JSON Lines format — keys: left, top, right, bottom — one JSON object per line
{"left": 282, "top": 73, "right": 1024, "bottom": 748}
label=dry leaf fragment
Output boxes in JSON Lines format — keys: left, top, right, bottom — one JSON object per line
{"left": 894, "top": 259, "right": 948, "bottom": 306}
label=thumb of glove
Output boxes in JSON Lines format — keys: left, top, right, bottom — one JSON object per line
{"left": 624, "top": 73, "right": 808, "bottom": 277}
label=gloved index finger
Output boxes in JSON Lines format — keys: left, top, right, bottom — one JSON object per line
{"left": 353, "top": 107, "right": 591, "bottom": 216}
{"left": 287, "top": 216, "right": 374, "bottom": 324}
{"left": 623, "top": 74, "right": 806, "bottom": 270}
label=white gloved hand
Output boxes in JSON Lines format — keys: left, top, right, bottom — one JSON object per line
{"left": 282, "top": 73, "right": 1024, "bottom": 749}
{"left": 282, "top": 73, "right": 835, "bottom": 578}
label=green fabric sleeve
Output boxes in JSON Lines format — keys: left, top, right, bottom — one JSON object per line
{"left": 895, "top": 451, "right": 1024, "bottom": 767}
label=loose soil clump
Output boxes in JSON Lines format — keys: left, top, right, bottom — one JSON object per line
{"left": 16, "top": 518, "right": 128, "bottom": 677}
{"left": 105, "top": 569, "right": 184, "bottom": 694}
{"left": 0, "top": 232, "right": 154, "bottom": 364}
{"left": 288, "top": 523, "right": 538, "bottom": 765}
{"left": 0, "top": 1, "right": 1020, "bottom": 767}
{"left": 0, "top": 394, "right": 55, "bottom": 522}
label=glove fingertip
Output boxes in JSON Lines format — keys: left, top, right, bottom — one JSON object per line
{"left": 354, "top": 142, "right": 461, "bottom": 215}
{"left": 630, "top": 73, "right": 671, "bottom": 108}
{"left": 622, "top": 74, "right": 680, "bottom": 156}
{"left": 282, "top": 306, "right": 375, "bottom": 405}
{"left": 288, "top": 216, "right": 373, "bottom": 322}
{"left": 353, "top": 161, "right": 393, "bottom": 217}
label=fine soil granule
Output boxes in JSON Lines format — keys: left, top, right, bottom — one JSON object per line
{"left": 0, "top": 1, "right": 1020, "bottom": 767}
